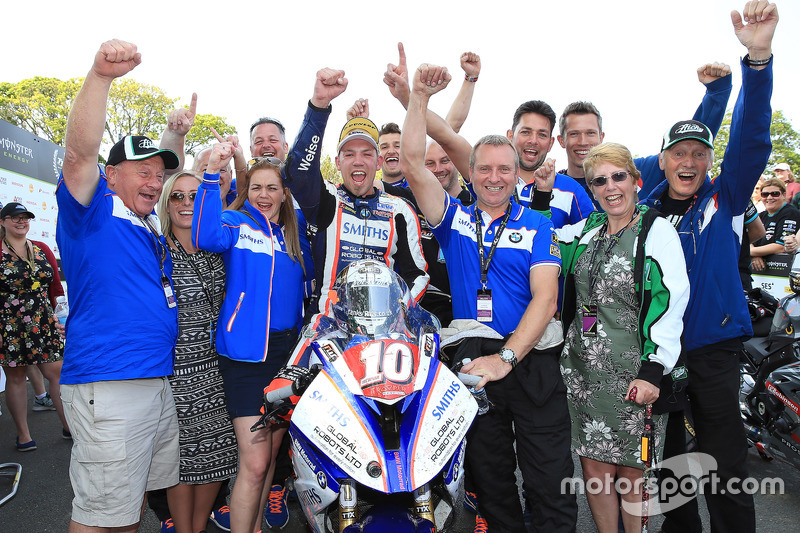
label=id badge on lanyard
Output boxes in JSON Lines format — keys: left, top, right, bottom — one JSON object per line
{"left": 477, "top": 288, "right": 493, "bottom": 322}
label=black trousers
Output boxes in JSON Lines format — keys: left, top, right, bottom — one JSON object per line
{"left": 659, "top": 346, "right": 755, "bottom": 533}
{"left": 466, "top": 347, "right": 576, "bottom": 533}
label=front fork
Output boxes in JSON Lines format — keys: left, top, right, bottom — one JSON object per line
{"left": 337, "top": 480, "right": 435, "bottom": 532}
{"left": 413, "top": 483, "right": 435, "bottom": 528}
{"left": 339, "top": 479, "right": 357, "bottom": 533}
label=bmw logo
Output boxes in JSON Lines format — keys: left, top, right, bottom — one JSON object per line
{"left": 509, "top": 232, "right": 522, "bottom": 243}
{"left": 317, "top": 471, "right": 327, "bottom": 489}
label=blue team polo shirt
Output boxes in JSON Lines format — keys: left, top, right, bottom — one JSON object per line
{"left": 56, "top": 169, "right": 178, "bottom": 384}
{"left": 430, "top": 196, "right": 561, "bottom": 336}
{"left": 513, "top": 174, "right": 595, "bottom": 228}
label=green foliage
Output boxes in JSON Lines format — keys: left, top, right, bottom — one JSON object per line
{"left": 185, "top": 113, "right": 237, "bottom": 156}
{"left": 321, "top": 154, "right": 342, "bottom": 185}
{"left": 0, "top": 77, "right": 234, "bottom": 154}
{"left": 0, "top": 77, "right": 81, "bottom": 145}
{"left": 712, "top": 110, "right": 800, "bottom": 177}
{"left": 105, "top": 79, "right": 177, "bottom": 145}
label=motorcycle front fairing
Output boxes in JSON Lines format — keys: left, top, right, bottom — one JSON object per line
{"left": 290, "top": 324, "right": 477, "bottom": 530}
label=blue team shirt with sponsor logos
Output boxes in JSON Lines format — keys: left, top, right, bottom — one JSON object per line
{"left": 55, "top": 169, "right": 177, "bottom": 384}
{"left": 430, "top": 196, "right": 561, "bottom": 337}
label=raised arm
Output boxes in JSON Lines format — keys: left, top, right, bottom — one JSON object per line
{"left": 445, "top": 52, "right": 481, "bottom": 133}
{"left": 159, "top": 92, "right": 197, "bottom": 175}
{"left": 193, "top": 143, "right": 236, "bottom": 252}
{"left": 384, "top": 45, "right": 473, "bottom": 179}
{"left": 283, "top": 68, "right": 347, "bottom": 219}
{"left": 62, "top": 40, "right": 141, "bottom": 205}
{"left": 719, "top": 1, "right": 778, "bottom": 212}
{"left": 400, "top": 64, "right": 452, "bottom": 227}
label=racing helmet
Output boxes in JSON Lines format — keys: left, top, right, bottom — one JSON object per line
{"left": 331, "top": 260, "right": 412, "bottom": 337}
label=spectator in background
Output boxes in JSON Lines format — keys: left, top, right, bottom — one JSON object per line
{"left": 751, "top": 177, "right": 800, "bottom": 271}
{"left": 773, "top": 162, "right": 800, "bottom": 201}
{"left": 1, "top": 202, "right": 69, "bottom": 450}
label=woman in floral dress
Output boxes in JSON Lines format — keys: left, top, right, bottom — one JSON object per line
{"left": 0, "top": 202, "right": 69, "bottom": 450}
{"left": 553, "top": 144, "right": 690, "bottom": 533}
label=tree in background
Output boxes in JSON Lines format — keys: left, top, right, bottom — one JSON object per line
{"left": 105, "top": 79, "right": 176, "bottom": 144}
{"left": 186, "top": 114, "right": 237, "bottom": 156}
{"left": 712, "top": 110, "right": 800, "bottom": 177}
{"left": 0, "top": 77, "right": 80, "bottom": 145}
{"left": 321, "top": 154, "right": 342, "bottom": 185}
{"left": 0, "top": 76, "right": 234, "bottom": 157}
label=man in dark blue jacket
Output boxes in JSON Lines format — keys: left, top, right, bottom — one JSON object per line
{"left": 641, "top": 4, "right": 779, "bottom": 532}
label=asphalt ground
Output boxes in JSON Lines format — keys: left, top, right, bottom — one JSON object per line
{"left": 2, "top": 380, "right": 800, "bottom": 532}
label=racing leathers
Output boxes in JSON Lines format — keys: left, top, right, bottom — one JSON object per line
{"left": 282, "top": 102, "right": 429, "bottom": 318}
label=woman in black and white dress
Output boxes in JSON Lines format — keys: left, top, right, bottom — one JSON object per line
{"left": 157, "top": 170, "right": 237, "bottom": 533}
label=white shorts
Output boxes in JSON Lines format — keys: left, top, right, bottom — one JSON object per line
{"left": 61, "top": 377, "right": 179, "bottom": 527}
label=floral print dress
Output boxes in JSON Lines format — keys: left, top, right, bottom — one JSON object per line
{"left": 561, "top": 225, "right": 665, "bottom": 469}
{"left": 0, "top": 242, "right": 63, "bottom": 367}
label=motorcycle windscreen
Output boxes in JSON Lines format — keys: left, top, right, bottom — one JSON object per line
{"left": 772, "top": 295, "right": 800, "bottom": 338}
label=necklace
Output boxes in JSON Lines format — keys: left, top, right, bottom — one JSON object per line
{"left": 4, "top": 238, "right": 42, "bottom": 291}
{"left": 587, "top": 209, "right": 639, "bottom": 300}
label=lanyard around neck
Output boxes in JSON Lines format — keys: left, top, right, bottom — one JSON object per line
{"left": 474, "top": 203, "right": 512, "bottom": 289}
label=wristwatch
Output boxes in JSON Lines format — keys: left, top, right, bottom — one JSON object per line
{"left": 498, "top": 347, "right": 517, "bottom": 368}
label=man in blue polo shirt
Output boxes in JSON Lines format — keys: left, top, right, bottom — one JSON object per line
{"left": 400, "top": 64, "right": 576, "bottom": 533}
{"left": 56, "top": 39, "right": 181, "bottom": 533}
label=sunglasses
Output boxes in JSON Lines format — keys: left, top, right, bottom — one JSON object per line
{"left": 761, "top": 190, "right": 783, "bottom": 198}
{"left": 248, "top": 157, "right": 283, "bottom": 170}
{"left": 168, "top": 192, "right": 197, "bottom": 203}
{"left": 589, "top": 171, "right": 629, "bottom": 188}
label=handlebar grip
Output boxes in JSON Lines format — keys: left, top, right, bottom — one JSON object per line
{"left": 457, "top": 372, "right": 482, "bottom": 388}
{"left": 266, "top": 384, "right": 296, "bottom": 404}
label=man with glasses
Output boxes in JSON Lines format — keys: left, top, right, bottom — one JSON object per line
{"left": 55, "top": 39, "right": 181, "bottom": 533}
{"left": 640, "top": 4, "right": 779, "bottom": 532}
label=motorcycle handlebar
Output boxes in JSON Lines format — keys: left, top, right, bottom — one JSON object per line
{"left": 266, "top": 384, "right": 296, "bottom": 404}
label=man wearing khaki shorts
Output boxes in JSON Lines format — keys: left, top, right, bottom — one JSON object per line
{"left": 56, "top": 39, "right": 181, "bottom": 532}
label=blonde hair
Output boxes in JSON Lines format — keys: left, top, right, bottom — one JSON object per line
{"left": 157, "top": 171, "right": 202, "bottom": 237}
{"left": 230, "top": 160, "right": 305, "bottom": 274}
{"left": 583, "top": 143, "right": 641, "bottom": 183}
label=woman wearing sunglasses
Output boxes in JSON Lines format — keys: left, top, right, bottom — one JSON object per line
{"left": 548, "top": 143, "right": 690, "bottom": 533}
{"left": 193, "top": 143, "right": 310, "bottom": 533}
{"left": 750, "top": 177, "right": 800, "bottom": 271}
{"left": 155, "top": 171, "right": 237, "bottom": 533}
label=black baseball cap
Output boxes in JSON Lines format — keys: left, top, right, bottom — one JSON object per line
{"left": 661, "top": 120, "right": 714, "bottom": 152}
{"left": 0, "top": 202, "right": 35, "bottom": 219}
{"left": 106, "top": 135, "right": 180, "bottom": 169}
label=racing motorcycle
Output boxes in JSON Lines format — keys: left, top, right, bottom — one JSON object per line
{"left": 261, "top": 260, "right": 479, "bottom": 533}
{"left": 740, "top": 274, "right": 800, "bottom": 470}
